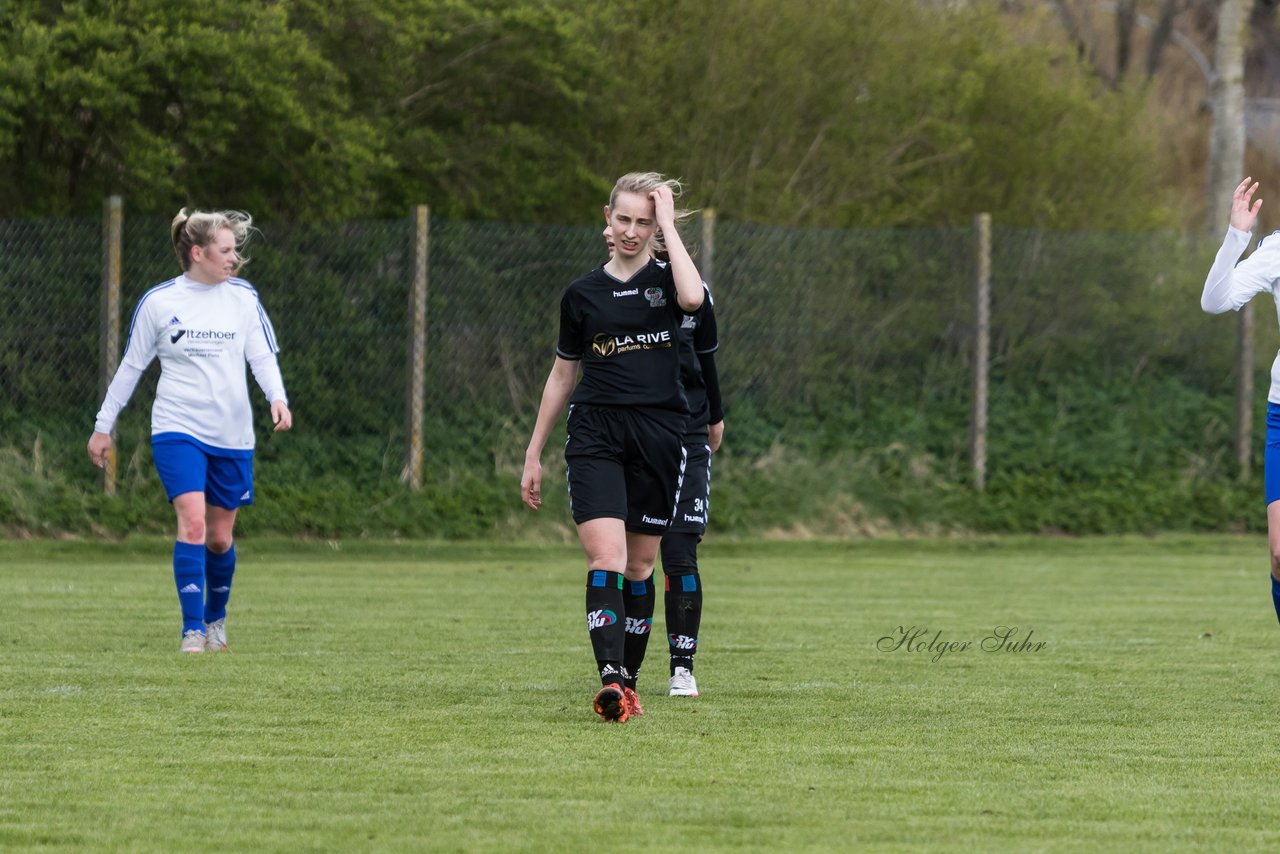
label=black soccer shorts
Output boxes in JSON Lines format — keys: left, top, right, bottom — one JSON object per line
{"left": 565, "top": 404, "right": 687, "bottom": 535}
{"left": 667, "top": 439, "right": 710, "bottom": 536}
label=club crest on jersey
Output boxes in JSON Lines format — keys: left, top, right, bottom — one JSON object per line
{"left": 645, "top": 287, "right": 666, "bottom": 307}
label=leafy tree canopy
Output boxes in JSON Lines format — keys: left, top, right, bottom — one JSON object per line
{"left": 0, "top": 0, "right": 1177, "bottom": 229}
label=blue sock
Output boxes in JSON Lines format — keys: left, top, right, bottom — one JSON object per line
{"left": 1271, "top": 575, "right": 1280, "bottom": 626}
{"left": 204, "top": 545, "right": 236, "bottom": 623}
{"left": 173, "top": 542, "right": 206, "bottom": 634}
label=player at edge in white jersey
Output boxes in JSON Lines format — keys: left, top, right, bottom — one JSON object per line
{"left": 88, "top": 208, "right": 292, "bottom": 653}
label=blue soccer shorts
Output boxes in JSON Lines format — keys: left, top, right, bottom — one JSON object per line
{"left": 152, "top": 433, "right": 254, "bottom": 510}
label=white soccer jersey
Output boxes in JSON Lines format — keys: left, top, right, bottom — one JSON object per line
{"left": 1202, "top": 225, "right": 1280, "bottom": 404}
{"left": 94, "top": 275, "right": 288, "bottom": 451}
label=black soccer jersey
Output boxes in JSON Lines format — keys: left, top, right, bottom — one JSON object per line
{"left": 676, "top": 285, "right": 719, "bottom": 438}
{"left": 557, "top": 258, "right": 693, "bottom": 416}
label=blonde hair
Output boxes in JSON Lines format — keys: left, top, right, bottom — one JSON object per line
{"left": 170, "top": 208, "right": 255, "bottom": 274}
{"left": 608, "top": 172, "right": 695, "bottom": 254}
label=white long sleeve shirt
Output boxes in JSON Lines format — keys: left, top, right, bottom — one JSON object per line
{"left": 1201, "top": 225, "right": 1280, "bottom": 404}
{"left": 94, "top": 275, "right": 287, "bottom": 452}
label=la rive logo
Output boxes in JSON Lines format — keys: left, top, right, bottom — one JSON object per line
{"left": 591, "top": 333, "right": 617, "bottom": 357}
{"left": 590, "top": 330, "right": 672, "bottom": 357}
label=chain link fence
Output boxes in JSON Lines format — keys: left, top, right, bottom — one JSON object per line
{"left": 0, "top": 204, "right": 1255, "bottom": 534}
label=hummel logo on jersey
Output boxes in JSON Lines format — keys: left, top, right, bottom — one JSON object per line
{"left": 613, "top": 288, "right": 639, "bottom": 298}
{"left": 669, "top": 634, "right": 698, "bottom": 650}
{"left": 641, "top": 514, "right": 669, "bottom": 527}
{"left": 681, "top": 315, "right": 698, "bottom": 329}
{"left": 170, "top": 329, "right": 187, "bottom": 344}
{"left": 180, "top": 583, "right": 201, "bottom": 593}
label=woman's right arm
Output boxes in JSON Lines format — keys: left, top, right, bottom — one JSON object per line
{"left": 87, "top": 304, "right": 158, "bottom": 467}
{"left": 521, "top": 356, "right": 578, "bottom": 510}
{"left": 1202, "top": 177, "right": 1273, "bottom": 314}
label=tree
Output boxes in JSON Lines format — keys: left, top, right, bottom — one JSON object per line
{"left": 287, "top": 0, "right": 610, "bottom": 221}
{"left": 0, "top": 0, "right": 383, "bottom": 218}
{"left": 1044, "top": 0, "right": 1200, "bottom": 86}
{"left": 592, "top": 0, "right": 1174, "bottom": 229}
{"left": 1204, "top": 0, "right": 1254, "bottom": 478}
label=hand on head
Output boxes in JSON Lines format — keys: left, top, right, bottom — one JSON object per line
{"left": 649, "top": 185, "right": 676, "bottom": 230}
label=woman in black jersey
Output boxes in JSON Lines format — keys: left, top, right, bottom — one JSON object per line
{"left": 522, "top": 172, "right": 705, "bottom": 723}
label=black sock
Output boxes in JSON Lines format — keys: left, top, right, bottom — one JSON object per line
{"left": 586, "top": 570, "right": 626, "bottom": 687}
{"left": 622, "top": 576, "right": 656, "bottom": 690}
{"left": 661, "top": 533, "right": 703, "bottom": 675}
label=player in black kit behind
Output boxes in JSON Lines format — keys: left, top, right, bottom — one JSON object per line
{"left": 522, "top": 172, "right": 705, "bottom": 722}
{"left": 603, "top": 225, "right": 723, "bottom": 700}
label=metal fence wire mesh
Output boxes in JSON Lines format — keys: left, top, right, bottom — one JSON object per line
{"left": 0, "top": 208, "right": 1244, "bottom": 510}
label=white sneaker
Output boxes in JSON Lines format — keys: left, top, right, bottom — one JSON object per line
{"left": 205, "top": 618, "right": 228, "bottom": 652}
{"left": 669, "top": 666, "right": 699, "bottom": 697}
{"left": 180, "top": 629, "right": 206, "bottom": 654}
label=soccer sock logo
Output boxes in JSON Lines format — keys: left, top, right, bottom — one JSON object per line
{"left": 587, "top": 609, "right": 617, "bottom": 630}
{"left": 669, "top": 634, "right": 698, "bottom": 651}
{"left": 586, "top": 570, "right": 626, "bottom": 684}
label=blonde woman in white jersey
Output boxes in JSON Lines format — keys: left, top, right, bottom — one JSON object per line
{"left": 88, "top": 209, "right": 292, "bottom": 653}
{"left": 1200, "top": 177, "right": 1280, "bottom": 624}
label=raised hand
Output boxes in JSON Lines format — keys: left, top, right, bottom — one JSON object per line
{"left": 1231, "top": 177, "right": 1263, "bottom": 233}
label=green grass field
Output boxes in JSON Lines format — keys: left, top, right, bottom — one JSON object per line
{"left": 2, "top": 536, "right": 1280, "bottom": 851}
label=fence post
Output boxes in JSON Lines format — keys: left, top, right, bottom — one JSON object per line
{"left": 972, "top": 213, "right": 991, "bottom": 491}
{"left": 100, "top": 196, "right": 123, "bottom": 496}
{"left": 403, "top": 205, "right": 430, "bottom": 489}
{"left": 700, "top": 208, "right": 716, "bottom": 289}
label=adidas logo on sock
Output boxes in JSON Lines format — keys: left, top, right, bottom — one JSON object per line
{"left": 180, "top": 583, "right": 201, "bottom": 593}
{"left": 210, "top": 586, "right": 230, "bottom": 593}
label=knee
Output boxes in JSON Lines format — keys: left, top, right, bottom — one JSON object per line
{"left": 176, "top": 515, "right": 206, "bottom": 544}
{"left": 623, "top": 560, "right": 654, "bottom": 582}
{"left": 584, "top": 551, "right": 626, "bottom": 575}
{"left": 206, "top": 534, "right": 234, "bottom": 554}
{"left": 660, "top": 533, "right": 700, "bottom": 576}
